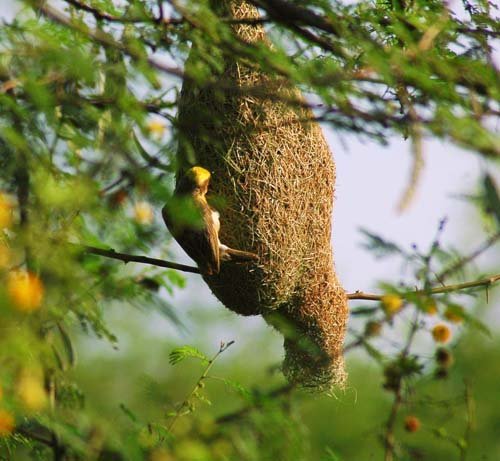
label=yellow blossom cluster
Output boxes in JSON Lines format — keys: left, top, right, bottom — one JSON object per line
{"left": 7, "top": 270, "right": 44, "bottom": 313}
{"left": 381, "top": 294, "right": 403, "bottom": 316}
{"left": 16, "top": 372, "right": 47, "bottom": 412}
{"left": 0, "top": 385, "right": 14, "bottom": 437}
{"left": 146, "top": 118, "right": 167, "bottom": 138}
{"left": 0, "top": 193, "right": 13, "bottom": 229}
{"left": 134, "top": 201, "right": 155, "bottom": 225}
{"left": 431, "top": 324, "right": 452, "bottom": 343}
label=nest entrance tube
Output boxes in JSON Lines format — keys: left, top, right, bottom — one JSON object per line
{"left": 177, "top": 1, "right": 348, "bottom": 389}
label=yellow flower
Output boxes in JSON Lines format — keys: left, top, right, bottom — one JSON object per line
{"left": 404, "top": 415, "right": 421, "bottom": 433}
{"left": 17, "top": 372, "right": 47, "bottom": 412}
{"left": 134, "top": 201, "right": 154, "bottom": 225}
{"left": 0, "top": 193, "right": 13, "bottom": 229}
{"left": 146, "top": 119, "right": 166, "bottom": 138}
{"left": 381, "top": 294, "right": 403, "bottom": 315}
{"left": 432, "top": 324, "right": 452, "bottom": 344}
{"left": 7, "top": 271, "right": 44, "bottom": 312}
{"left": 0, "top": 409, "right": 14, "bottom": 436}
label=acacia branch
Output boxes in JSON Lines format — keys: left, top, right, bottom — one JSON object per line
{"left": 347, "top": 274, "right": 500, "bottom": 301}
{"left": 82, "top": 245, "right": 200, "bottom": 274}
{"left": 65, "top": 0, "right": 270, "bottom": 26}
{"left": 35, "top": 2, "right": 184, "bottom": 78}
{"left": 82, "top": 244, "right": 499, "bottom": 291}
{"left": 437, "top": 232, "right": 500, "bottom": 282}
{"left": 64, "top": 0, "right": 145, "bottom": 23}
{"left": 15, "top": 426, "right": 54, "bottom": 447}
{"left": 168, "top": 341, "right": 234, "bottom": 432}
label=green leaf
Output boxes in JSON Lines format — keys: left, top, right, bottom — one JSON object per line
{"left": 362, "top": 340, "right": 385, "bottom": 363}
{"left": 350, "top": 306, "right": 379, "bottom": 316}
{"left": 483, "top": 173, "right": 500, "bottom": 228}
{"left": 57, "top": 322, "right": 77, "bottom": 368}
{"left": 217, "top": 378, "right": 252, "bottom": 399}
{"left": 119, "top": 403, "right": 139, "bottom": 424}
{"left": 460, "top": 310, "right": 492, "bottom": 338}
{"left": 169, "top": 345, "right": 209, "bottom": 366}
{"left": 359, "top": 229, "right": 405, "bottom": 259}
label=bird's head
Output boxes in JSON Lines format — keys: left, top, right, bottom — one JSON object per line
{"left": 176, "top": 166, "right": 211, "bottom": 195}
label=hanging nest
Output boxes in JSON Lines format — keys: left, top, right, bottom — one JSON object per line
{"left": 176, "top": 0, "right": 348, "bottom": 389}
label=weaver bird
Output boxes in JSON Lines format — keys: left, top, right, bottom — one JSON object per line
{"left": 163, "top": 166, "right": 258, "bottom": 275}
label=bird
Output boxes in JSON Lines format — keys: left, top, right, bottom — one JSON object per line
{"left": 162, "top": 166, "right": 258, "bottom": 275}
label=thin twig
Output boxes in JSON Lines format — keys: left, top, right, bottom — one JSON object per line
{"left": 65, "top": 0, "right": 137, "bottom": 22}
{"left": 437, "top": 232, "right": 500, "bottom": 282}
{"left": 396, "top": 85, "right": 425, "bottom": 213}
{"left": 167, "top": 341, "right": 234, "bottom": 431}
{"left": 65, "top": 0, "right": 270, "bottom": 26}
{"left": 157, "top": 0, "right": 164, "bottom": 22}
{"left": 81, "top": 243, "right": 500, "bottom": 288}
{"left": 81, "top": 244, "right": 200, "bottom": 274}
{"left": 384, "top": 385, "right": 403, "bottom": 461}
{"left": 460, "top": 381, "right": 475, "bottom": 461}
{"left": 347, "top": 273, "right": 500, "bottom": 301}
{"left": 15, "top": 427, "right": 54, "bottom": 447}
{"left": 35, "top": 2, "right": 184, "bottom": 78}
{"left": 384, "top": 310, "right": 420, "bottom": 461}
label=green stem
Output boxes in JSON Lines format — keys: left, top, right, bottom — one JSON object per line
{"left": 167, "top": 341, "right": 234, "bottom": 432}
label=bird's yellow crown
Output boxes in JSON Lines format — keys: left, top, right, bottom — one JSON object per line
{"left": 185, "top": 166, "right": 211, "bottom": 187}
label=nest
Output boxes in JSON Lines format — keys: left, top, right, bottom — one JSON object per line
{"left": 177, "top": 0, "right": 348, "bottom": 389}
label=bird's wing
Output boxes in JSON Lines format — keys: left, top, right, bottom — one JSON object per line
{"left": 162, "top": 200, "right": 220, "bottom": 275}
{"left": 201, "top": 204, "right": 220, "bottom": 274}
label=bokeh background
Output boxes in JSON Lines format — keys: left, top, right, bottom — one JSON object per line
{"left": 1, "top": 1, "right": 499, "bottom": 460}
{"left": 72, "top": 118, "right": 500, "bottom": 459}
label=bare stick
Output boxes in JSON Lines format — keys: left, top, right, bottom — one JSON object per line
{"left": 82, "top": 245, "right": 200, "bottom": 274}
{"left": 437, "top": 232, "right": 500, "bottom": 282}
{"left": 347, "top": 273, "right": 500, "bottom": 301}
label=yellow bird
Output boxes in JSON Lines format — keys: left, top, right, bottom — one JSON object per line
{"left": 162, "top": 166, "right": 258, "bottom": 275}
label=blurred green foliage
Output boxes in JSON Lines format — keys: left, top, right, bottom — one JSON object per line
{"left": 0, "top": 0, "right": 499, "bottom": 460}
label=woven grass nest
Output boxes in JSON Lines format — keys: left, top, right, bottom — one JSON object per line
{"left": 177, "top": 0, "right": 348, "bottom": 389}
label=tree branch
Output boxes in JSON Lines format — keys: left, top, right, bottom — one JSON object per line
{"left": 347, "top": 274, "right": 500, "bottom": 301}
{"left": 15, "top": 426, "right": 54, "bottom": 447}
{"left": 35, "top": 2, "right": 184, "bottom": 79}
{"left": 81, "top": 245, "right": 200, "bottom": 274}
{"left": 65, "top": 0, "right": 144, "bottom": 23}
{"left": 436, "top": 232, "right": 500, "bottom": 282}
{"left": 81, "top": 246, "right": 499, "bottom": 292}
